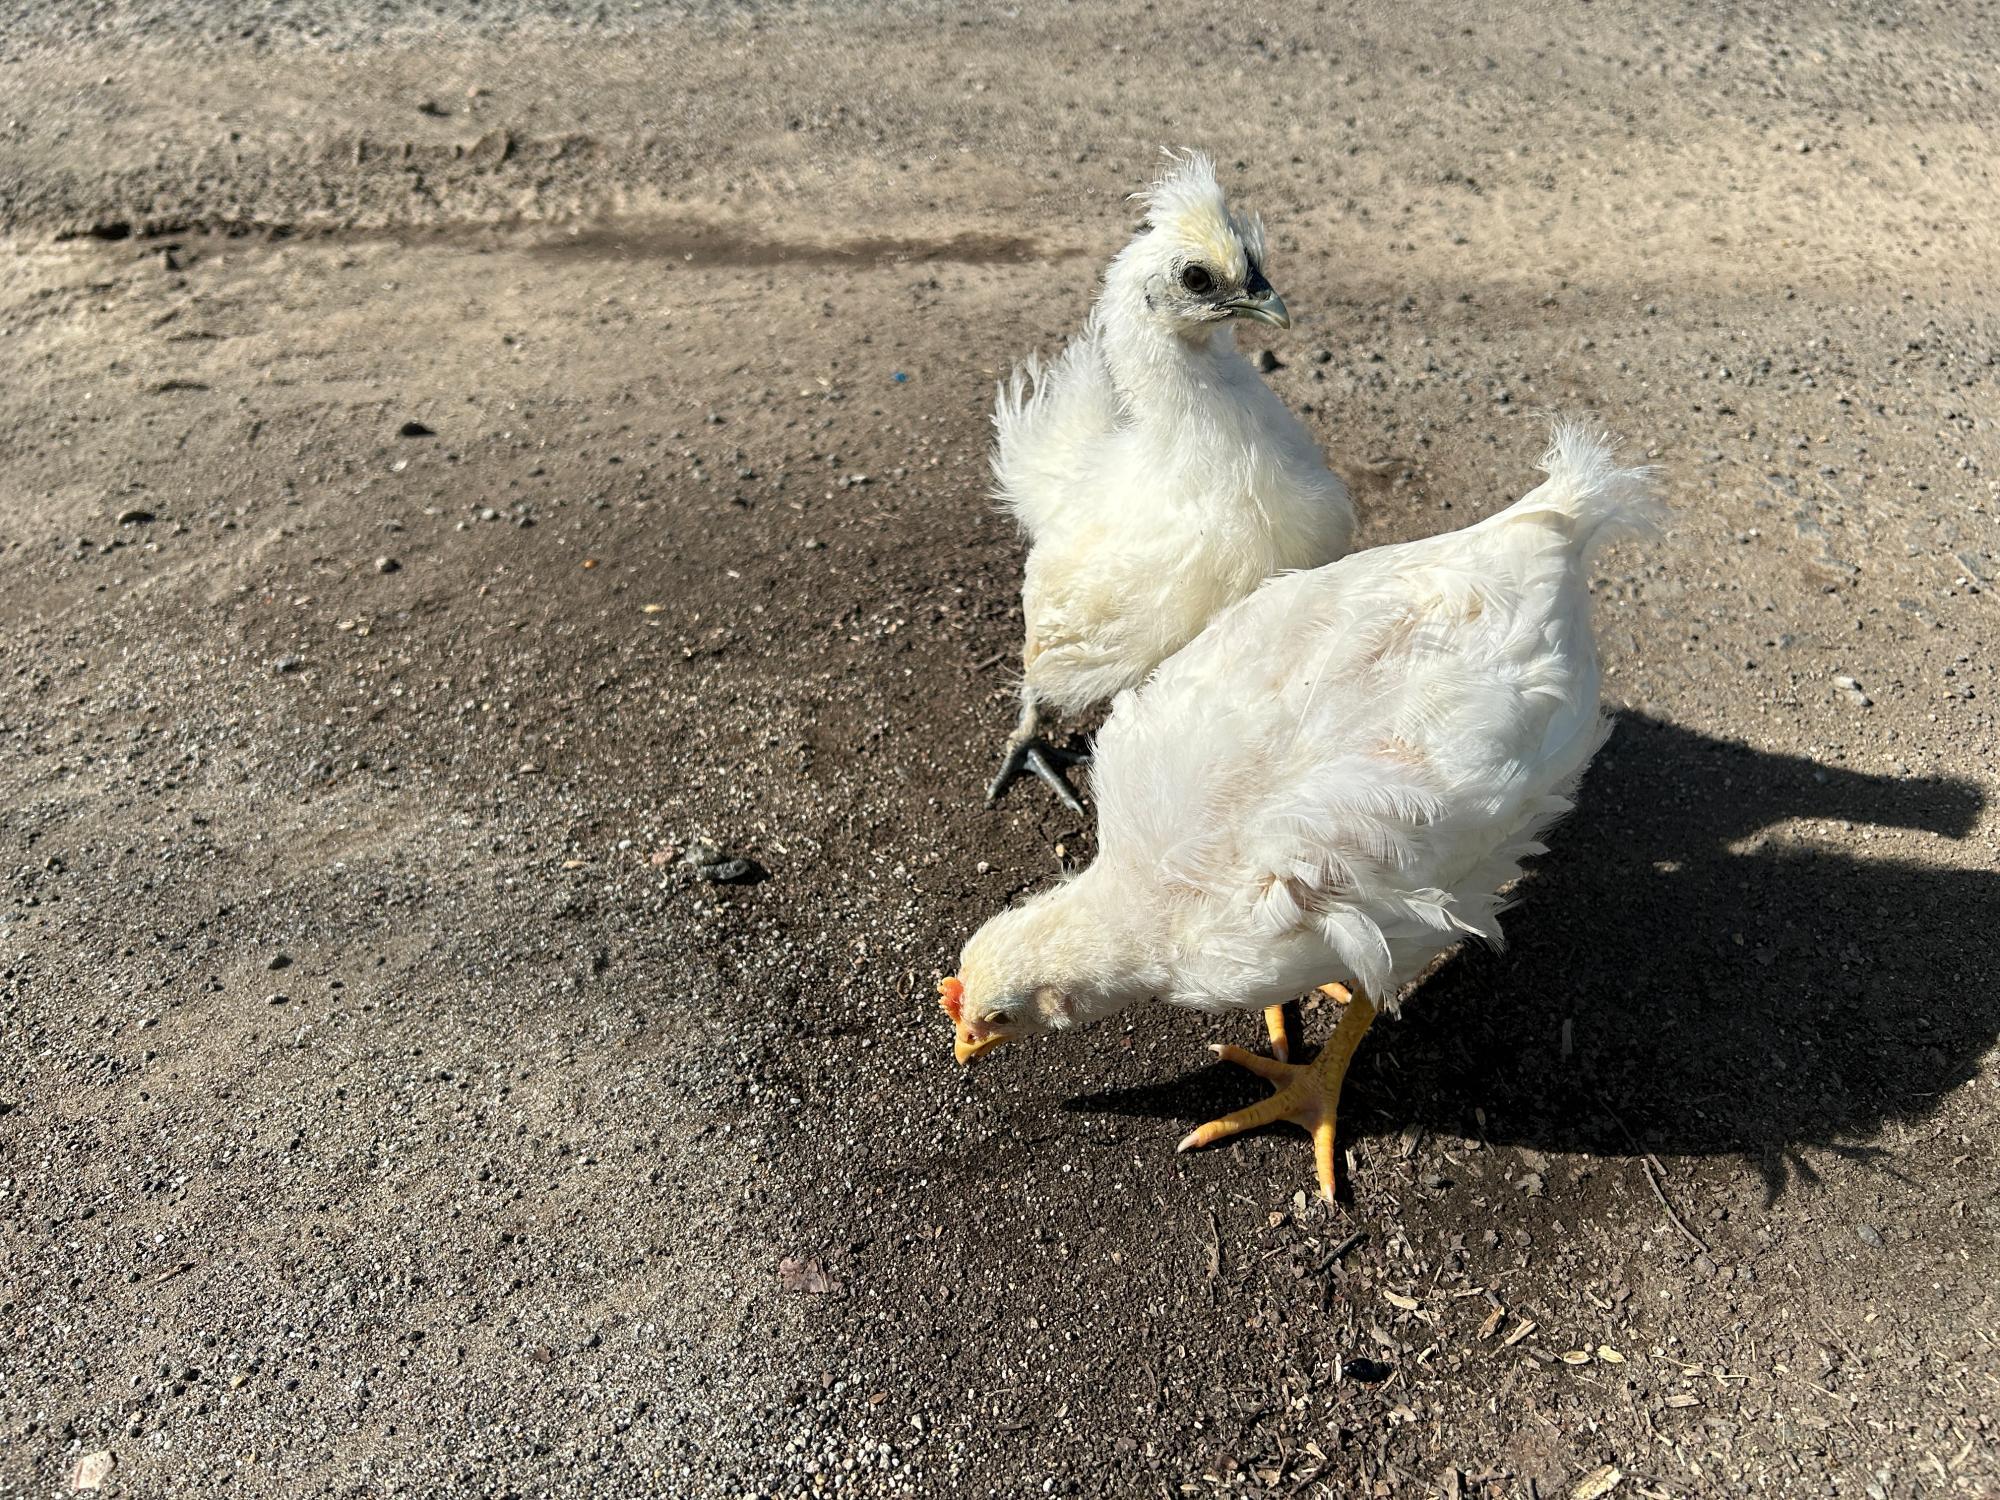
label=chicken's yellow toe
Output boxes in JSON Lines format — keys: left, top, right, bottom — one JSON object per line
{"left": 1179, "top": 990, "right": 1377, "bottom": 1201}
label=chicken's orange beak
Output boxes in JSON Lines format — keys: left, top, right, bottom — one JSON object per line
{"left": 938, "top": 976, "right": 1007, "bottom": 1065}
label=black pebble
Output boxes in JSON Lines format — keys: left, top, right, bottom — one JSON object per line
{"left": 698, "top": 858, "right": 766, "bottom": 885}
{"left": 398, "top": 420, "right": 435, "bottom": 438}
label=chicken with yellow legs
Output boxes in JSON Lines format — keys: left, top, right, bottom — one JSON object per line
{"left": 945, "top": 424, "right": 1660, "bottom": 1198}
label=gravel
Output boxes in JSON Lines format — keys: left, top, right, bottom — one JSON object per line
{"left": 2, "top": 2, "right": 1996, "bottom": 1496}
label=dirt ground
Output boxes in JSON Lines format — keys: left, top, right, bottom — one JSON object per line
{"left": 2, "top": 2, "right": 1997, "bottom": 1496}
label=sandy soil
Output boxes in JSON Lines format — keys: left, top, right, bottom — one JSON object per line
{"left": 2, "top": 2, "right": 1997, "bottom": 1496}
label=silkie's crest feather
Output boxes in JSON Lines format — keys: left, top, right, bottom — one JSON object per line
{"left": 1133, "top": 148, "right": 1266, "bottom": 283}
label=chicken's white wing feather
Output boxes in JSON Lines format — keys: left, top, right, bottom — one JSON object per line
{"left": 1093, "top": 424, "right": 1657, "bottom": 1010}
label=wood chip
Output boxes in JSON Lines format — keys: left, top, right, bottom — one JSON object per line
{"left": 1478, "top": 1306, "right": 1506, "bottom": 1340}
{"left": 777, "top": 1255, "right": 842, "bottom": 1295}
{"left": 1502, "top": 1317, "right": 1538, "bottom": 1347}
{"left": 1383, "top": 1290, "right": 1419, "bottom": 1311}
{"left": 1569, "top": 1463, "right": 1624, "bottom": 1499}
{"left": 1663, "top": 1392, "right": 1703, "bottom": 1409}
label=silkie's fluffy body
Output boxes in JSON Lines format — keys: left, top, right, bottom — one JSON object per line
{"left": 991, "top": 152, "right": 1354, "bottom": 720}
{"left": 953, "top": 425, "right": 1660, "bottom": 1044}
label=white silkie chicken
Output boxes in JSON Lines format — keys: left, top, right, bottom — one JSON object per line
{"left": 940, "top": 424, "right": 1660, "bottom": 1200}
{"left": 984, "top": 150, "right": 1354, "bottom": 811}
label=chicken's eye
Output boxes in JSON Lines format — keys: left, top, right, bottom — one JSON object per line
{"left": 988, "top": 1011, "right": 1013, "bottom": 1028}
{"left": 1180, "top": 264, "right": 1215, "bottom": 295}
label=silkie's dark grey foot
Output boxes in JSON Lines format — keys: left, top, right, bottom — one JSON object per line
{"left": 985, "top": 738, "right": 1091, "bottom": 813}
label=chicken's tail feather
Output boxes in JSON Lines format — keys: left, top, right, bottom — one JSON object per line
{"left": 990, "top": 353, "right": 1048, "bottom": 485}
{"left": 1503, "top": 418, "right": 1663, "bottom": 560}
{"left": 989, "top": 333, "right": 1119, "bottom": 537}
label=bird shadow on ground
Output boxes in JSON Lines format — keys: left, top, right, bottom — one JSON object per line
{"left": 1062, "top": 713, "right": 1995, "bottom": 1202}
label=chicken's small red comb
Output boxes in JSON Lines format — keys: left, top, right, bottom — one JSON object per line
{"left": 937, "top": 976, "right": 965, "bottom": 1024}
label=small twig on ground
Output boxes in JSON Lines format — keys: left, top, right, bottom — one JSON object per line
{"left": 1593, "top": 1089, "right": 1709, "bottom": 1252}
{"left": 1315, "top": 1230, "right": 1366, "bottom": 1274}
{"left": 1642, "top": 1157, "right": 1710, "bottom": 1255}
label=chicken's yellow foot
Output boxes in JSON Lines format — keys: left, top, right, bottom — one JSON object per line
{"left": 1180, "top": 989, "right": 1377, "bottom": 1201}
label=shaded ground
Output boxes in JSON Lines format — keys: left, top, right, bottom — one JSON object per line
{"left": 2, "top": 2, "right": 1997, "bottom": 1496}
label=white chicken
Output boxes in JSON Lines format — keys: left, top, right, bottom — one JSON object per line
{"left": 984, "top": 150, "right": 1354, "bottom": 811}
{"left": 941, "top": 424, "right": 1660, "bottom": 1199}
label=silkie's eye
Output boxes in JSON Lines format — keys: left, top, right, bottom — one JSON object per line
{"left": 1180, "top": 263, "right": 1215, "bottom": 295}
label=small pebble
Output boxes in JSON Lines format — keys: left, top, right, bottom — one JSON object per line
{"left": 397, "top": 420, "right": 434, "bottom": 438}
{"left": 375, "top": 556, "right": 401, "bottom": 574}
{"left": 115, "top": 507, "right": 156, "bottom": 525}
{"left": 266, "top": 993, "right": 290, "bottom": 1006}
{"left": 1254, "top": 349, "right": 1283, "bottom": 373}
{"left": 273, "top": 655, "right": 304, "bottom": 674}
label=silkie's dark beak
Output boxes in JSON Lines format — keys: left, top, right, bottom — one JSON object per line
{"left": 1224, "top": 261, "right": 1290, "bottom": 328}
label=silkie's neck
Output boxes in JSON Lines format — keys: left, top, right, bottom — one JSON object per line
{"left": 1094, "top": 274, "right": 1247, "bottom": 436}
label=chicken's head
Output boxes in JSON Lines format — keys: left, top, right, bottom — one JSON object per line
{"left": 1107, "top": 148, "right": 1288, "bottom": 336}
{"left": 941, "top": 879, "right": 1159, "bottom": 1064}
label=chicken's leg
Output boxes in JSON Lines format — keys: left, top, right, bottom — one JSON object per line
{"left": 985, "top": 693, "right": 1089, "bottom": 813}
{"left": 1262, "top": 1003, "right": 1294, "bottom": 1063}
{"left": 1180, "top": 984, "right": 1376, "bottom": 1202}
{"left": 1260, "top": 984, "right": 1349, "bottom": 1063}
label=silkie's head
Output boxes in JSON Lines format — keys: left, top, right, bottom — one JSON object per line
{"left": 1105, "top": 149, "right": 1290, "bottom": 337}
